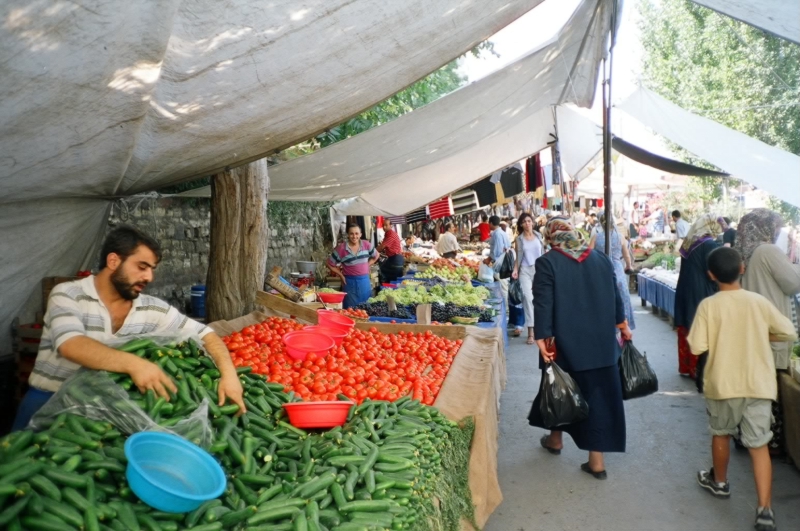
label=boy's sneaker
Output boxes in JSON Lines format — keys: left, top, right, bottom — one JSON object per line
{"left": 697, "top": 468, "right": 730, "bottom": 498}
{"left": 754, "top": 507, "right": 776, "bottom": 531}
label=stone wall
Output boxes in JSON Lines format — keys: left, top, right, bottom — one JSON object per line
{"left": 107, "top": 196, "right": 332, "bottom": 316}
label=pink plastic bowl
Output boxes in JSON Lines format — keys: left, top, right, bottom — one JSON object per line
{"left": 317, "top": 310, "right": 355, "bottom": 332}
{"left": 317, "top": 292, "right": 346, "bottom": 304}
{"left": 282, "top": 330, "right": 335, "bottom": 361}
{"left": 282, "top": 401, "right": 354, "bottom": 429}
{"left": 303, "top": 325, "right": 348, "bottom": 347}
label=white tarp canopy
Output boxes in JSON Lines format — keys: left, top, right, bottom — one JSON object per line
{"left": 267, "top": 0, "right": 618, "bottom": 216}
{"left": 0, "top": 0, "right": 547, "bottom": 355}
{"left": 617, "top": 87, "right": 800, "bottom": 209}
{"left": 691, "top": 0, "right": 800, "bottom": 44}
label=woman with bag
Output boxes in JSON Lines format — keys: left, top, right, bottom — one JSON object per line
{"left": 528, "top": 217, "right": 632, "bottom": 479}
{"left": 674, "top": 214, "right": 726, "bottom": 379}
{"left": 512, "top": 213, "right": 544, "bottom": 344}
{"left": 589, "top": 213, "right": 636, "bottom": 330}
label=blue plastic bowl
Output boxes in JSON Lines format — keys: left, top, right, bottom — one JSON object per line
{"left": 124, "top": 432, "right": 226, "bottom": 513}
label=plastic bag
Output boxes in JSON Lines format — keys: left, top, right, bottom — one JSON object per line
{"left": 539, "top": 362, "right": 590, "bottom": 428}
{"left": 30, "top": 369, "right": 213, "bottom": 448}
{"left": 478, "top": 263, "right": 495, "bottom": 283}
{"left": 695, "top": 352, "right": 708, "bottom": 394}
{"left": 498, "top": 251, "right": 515, "bottom": 280}
{"left": 618, "top": 340, "right": 659, "bottom": 400}
{"left": 508, "top": 278, "right": 524, "bottom": 306}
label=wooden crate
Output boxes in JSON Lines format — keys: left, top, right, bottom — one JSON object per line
{"left": 42, "top": 276, "right": 80, "bottom": 313}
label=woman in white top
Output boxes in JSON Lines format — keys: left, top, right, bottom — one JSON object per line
{"left": 436, "top": 222, "right": 461, "bottom": 259}
{"left": 512, "top": 212, "right": 545, "bottom": 344}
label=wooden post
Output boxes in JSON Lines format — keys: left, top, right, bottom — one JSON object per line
{"left": 207, "top": 159, "right": 269, "bottom": 322}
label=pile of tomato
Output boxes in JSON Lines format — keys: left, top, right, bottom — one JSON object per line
{"left": 338, "top": 308, "right": 369, "bottom": 320}
{"left": 222, "top": 316, "right": 462, "bottom": 405}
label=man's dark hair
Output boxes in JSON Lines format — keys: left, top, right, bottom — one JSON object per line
{"left": 633, "top": 201, "right": 639, "bottom": 208}
{"left": 708, "top": 247, "right": 742, "bottom": 284}
{"left": 671, "top": 210, "right": 681, "bottom": 219}
{"left": 481, "top": 214, "right": 488, "bottom": 222}
{"left": 99, "top": 226, "right": 162, "bottom": 270}
{"left": 488, "top": 215, "right": 501, "bottom": 227}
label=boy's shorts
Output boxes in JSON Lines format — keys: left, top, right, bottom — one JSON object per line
{"left": 706, "top": 398, "right": 773, "bottom": 448}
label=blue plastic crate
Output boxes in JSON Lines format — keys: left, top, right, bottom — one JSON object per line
{"left": 368, "top": 316, "right": 418, "bottom": 324}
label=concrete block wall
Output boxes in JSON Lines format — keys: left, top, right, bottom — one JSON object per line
{"left": 107, "top": 197, "right": 332, "bottom": 315}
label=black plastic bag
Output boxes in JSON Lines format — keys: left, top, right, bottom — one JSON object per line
{"left": 618, "top": 340, "right": 659, "bottom": 400}
{"left": 538, "top": 362, "right": 590, "bottom": 428}
{"left": 508, "top": 279, "right": 524, "bottom": 306}
{"left": 695, "top": 352, "right": 708, "bottom": 394}
{"left": 498, "top": 251, "right": 515, "bottom": 280}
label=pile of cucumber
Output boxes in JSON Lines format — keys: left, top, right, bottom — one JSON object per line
{"left": 0, "top": 338, "right": 475, "bottom": 531}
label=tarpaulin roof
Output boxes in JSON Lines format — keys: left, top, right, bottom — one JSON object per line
{"left": 267, "top": 0, "right": 619, "bottom": 216}
{"left": 617, "top": 87, "right": 800, "bottom": 208}
{"left": 691, "top": 0, "right": 800, "bottom": 44}
{"left": 0, "top": 0, "right": 548, "bottom": 355}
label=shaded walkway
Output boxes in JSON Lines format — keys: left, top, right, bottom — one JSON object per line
{"left": 485, "top": 296, "right": 800, "bottom": 531}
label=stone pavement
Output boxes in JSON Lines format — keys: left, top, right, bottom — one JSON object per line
{"left": 484, "top": 296, "right": 800, "bottom": 531}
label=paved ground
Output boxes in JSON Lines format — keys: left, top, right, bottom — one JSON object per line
{"left": 484, "top": 296, "right": 800, "bottom": 531}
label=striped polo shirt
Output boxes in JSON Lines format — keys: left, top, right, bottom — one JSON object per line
{"left": 328, "top": 240, "right": 377, "bottom": 277}
{"left": 29, "top": 276, "right": 212, "bottom": 392}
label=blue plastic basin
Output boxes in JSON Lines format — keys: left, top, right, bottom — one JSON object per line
{"left": 124, "top": 432, "right": 226, "bottom": 513}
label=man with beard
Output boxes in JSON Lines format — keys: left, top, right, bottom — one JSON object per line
{"left": 12, "top": 226, "right": 245, "bottom": 430}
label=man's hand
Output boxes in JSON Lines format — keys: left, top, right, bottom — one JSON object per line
{"left": 129, "top": 358, "right": 177, "bottom": 400}
{"left": 218, "top": 371, "right": 246, "bottom": 415}
{"left": 536, "top": 338, "right": 555, "bottom": 363}
{"left": 511, "top": 268, "right": 519, "bottom": 280}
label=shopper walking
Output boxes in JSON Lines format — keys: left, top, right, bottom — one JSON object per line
{"left": 737, "top": 208, "right": 800, "bottom": 456}
{"left": 528, "top": 217, "right": 632, "bottom": 478}
{"left": 674, "top": 214, "right": 727, "bottom": 379}
{"left": 589, "top": 213, "right": 636, "bottom": 330}
{"left": 327, "top": 224, "right": 379, "bottom": 309}
{"left": 485, "top": 215, "right": 511, "bottom": 311}
{"left": 512, "top": 213, "right": 544, "bottom": 345}
{"left": 688, "top": 247, "right": 796, "bottom": 531}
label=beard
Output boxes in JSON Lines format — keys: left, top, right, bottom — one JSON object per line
{"left": 111, "top": 268, "right": 148, "bottom": 300}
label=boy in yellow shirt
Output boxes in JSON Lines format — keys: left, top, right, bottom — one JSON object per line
{"left": 688, "top": 247, "right": 796, "bottom": 531}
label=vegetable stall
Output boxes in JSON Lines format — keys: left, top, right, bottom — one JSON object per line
{"left": 0, "top": 292, "right": 505, "bottom": 531}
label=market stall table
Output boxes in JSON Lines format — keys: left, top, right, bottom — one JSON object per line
{"left": 210, "top": 292, "right": 507, "bottom": 529}
{"left": 637, "top": 270, "right": 677, "bottom": 323}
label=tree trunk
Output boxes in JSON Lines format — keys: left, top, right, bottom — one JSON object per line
{"left": 207, "top": 159, "right": 269, "bottom": 322}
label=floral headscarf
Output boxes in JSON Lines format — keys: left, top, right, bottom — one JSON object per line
{"left": 543, "top": 216, "right": 591, "bottom": 262}
{"left": 735, "top": 208, "right": 784, "bottom": 266}
{"left": 679, "top": 213, "right": 728, "bottom": 258}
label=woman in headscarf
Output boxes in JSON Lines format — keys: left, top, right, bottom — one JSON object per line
{"left": 737, "top": 208, "right": 800, "bottom": 456}
{"left": 528, "top": 217, "right": 632, "bottom": 479}
{"left": 589, "top": 213, "right": 636, "bottom": 329}
{"left": 674, "top": 214, "right": 727, "bottom": 379}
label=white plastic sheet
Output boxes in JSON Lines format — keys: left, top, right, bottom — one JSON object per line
{"left": 270, "top": 0, "right": 618, "bottom": 215}
{"left": 0, "top": 0, "right": 545, "bottom": 355}
{"left": 692, "top": 0, "right": 800, "bottom": 44}
{"left": 617, "top": 87, "right": 800, "bottom": 208}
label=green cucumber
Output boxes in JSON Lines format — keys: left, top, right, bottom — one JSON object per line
{"left": 337, "top": 500, "right": 393, "bottom": 513}
{"left": 219, "top": 506, "right": 257, "bottom": 527}
{"left": 183, "top": 523, "right": 222, "bottom": 531}
{"left": 20, "top": 516, "right": 75, "bottom": 531}
{"left": 0, "top": 496, "right": 30, "bottom": 526}
{"left": 248, "top": 506, "right": 301, "bottom": 526}
{"left": 30, "top": 474, "right": 62, "bottom": 501}
{"left": 0, "top": 461, "right": 44, "bottom": 484}
{"left": 44, "top": 500, "right": 84, "bottom": 528}
{"left": 51, "top": 429, "right": 100, "bottom": 449}
{"left": 185, "top": 499, "right": 221, "bottom": 528}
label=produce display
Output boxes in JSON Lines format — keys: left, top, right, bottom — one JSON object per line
{"left": 0, "top": 336, "right": 476, "bottom": 531}
{"left": 415, "top": 265, "right": 475, "bottom": 282}
{"left": 317, "top": 289, "right": 342, "bottom": 294}
{"left": 224, "top": 318, "right": 461, "bottom": 405}
{"left": 367, "top": 285, "right": 489, "bottom": 307}
{"left": 337, "top": 309, "right": 370, "bottom": 321}
{"left": 353, "top": 303, "right": 495, "bottom": 325}
{"left": 352, "top": 303, "right": 415, "bottom": 321}
{"left": 636, "top": 252, "right": 676, "bottom": 271}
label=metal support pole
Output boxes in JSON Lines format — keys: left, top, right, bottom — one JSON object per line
{"left": 603, "top": 5, "right": 617, "bottom": 256}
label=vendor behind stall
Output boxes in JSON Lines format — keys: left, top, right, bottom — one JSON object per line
{"left": 376, "top": 219, "right": 405, "bottom": 283}
{"left": 436, "top": 222, "right": 461, "bottom": 259}
{"left": 328, "top": 223, "right": 379, "bottom": 308}
{"left": 13, "top": 226, "right": 245, "bottom": 431}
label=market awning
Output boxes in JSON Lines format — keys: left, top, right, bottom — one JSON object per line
{"left": 691, "top": 0, "right": 800, "bottom": 44}
{"left": 0, "top": 0, "right": 547, "bottom": 354}
{"left": 617, "top": 87, "right": 800, "bottom": 208}
{"left": 268, "top": 0, "right": 618, "bottom": 216}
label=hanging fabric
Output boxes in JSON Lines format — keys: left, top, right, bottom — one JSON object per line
{"left": 427, "top": 197, "right": 453, "bottom": 219}
{"left": 451, "top": 189, "right": 480, "bottom": 215}
{"left": 406, "top": 208, "right": 427, "bottom": 224}
{"left": 471, "top": 177, "right": 499, "bottom": 207}
{"left": 500, "top": 165, "right": 524, "bottom": 198}
{"left": 388, "top": 215, "right": 407, "bottom": 225}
